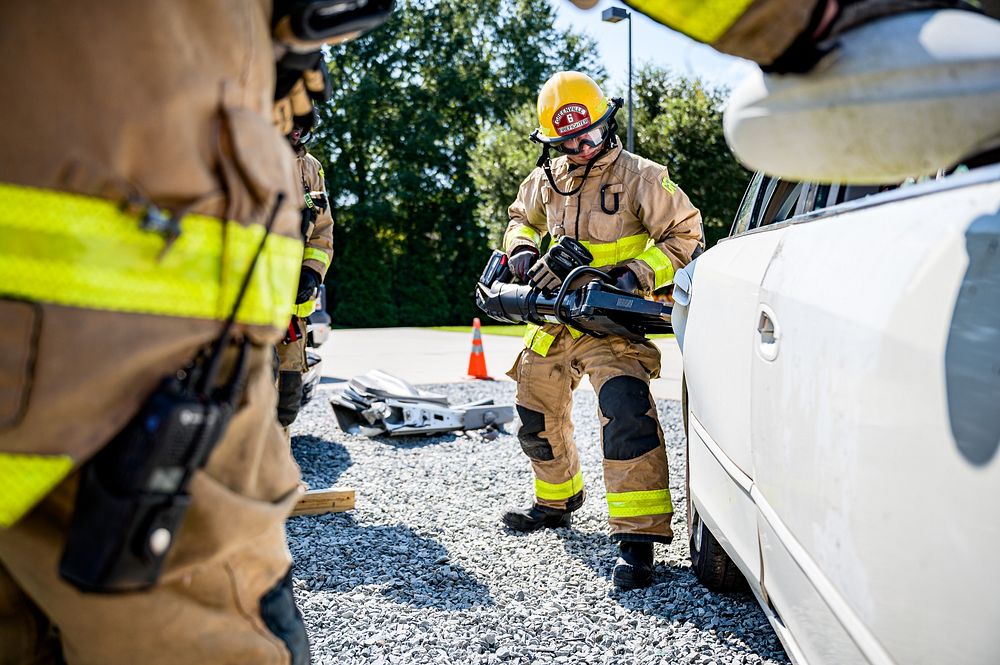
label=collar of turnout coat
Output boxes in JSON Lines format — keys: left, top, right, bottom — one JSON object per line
{"left": 550, "top": 141, "right": 624, "bottom": 184}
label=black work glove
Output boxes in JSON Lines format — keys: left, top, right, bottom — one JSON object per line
{"left": 527, "top": 236, "right": 594, "bottom": 293}
{"left": 508, "top": 247, "right": 539, "bottom": 284}
{"left": 295, "top": 267, "right": 322, "bottom": 304}
{"left": 608, "top": 266, "right": 639, "bottom": 294}
{"left": 526, "top": 251, "right": 564, "bottom": 292}
{"left": 308, "top": 191, "right": 328, "bottom": 213}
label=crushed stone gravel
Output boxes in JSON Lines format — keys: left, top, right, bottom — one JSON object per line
{"left": 288, "top": 380, "right": 790, "bottom": 665}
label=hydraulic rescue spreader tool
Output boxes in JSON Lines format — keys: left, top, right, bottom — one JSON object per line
{"left": 474, "top": 237, "right": 673, "bottom": 342}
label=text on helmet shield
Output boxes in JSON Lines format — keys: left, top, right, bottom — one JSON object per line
{"left": 553, "top": 103, "right": 591, "bottom": 136}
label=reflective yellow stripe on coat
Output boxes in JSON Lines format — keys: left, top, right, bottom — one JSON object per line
{"left": 0, "top": 454, "right": 74, "bottom": 528}
{"left": 504, "top": 225, "right": 542, "bottom": 253}
{"left": 302, "top": 246, "right": 331, "bottom": 272}
{"left": 579, "top": 233, "right": 650, "bottom": 267}
{"left": 0, "top": 183, "right": 302, "bottom": 328}
{"left": 293, "top": 300, "right": 317, "bottom": 318}
{"left": 635, "top": 245, "right": 675, "bottom": 289}
{"left": 581, "top": 233, "right": 674, "bottom": 287}
{"left": 524, "top": 324, "right": 583, "bottom": 357}
{"left": 623, "top": 0, "right": 755, "bottom": 42}
{"left": 0, "top": 183, "right": 302, "bottom": 528}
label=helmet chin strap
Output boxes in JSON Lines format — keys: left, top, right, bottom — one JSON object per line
{"left": 531, "top": 98, "right": 623, "bottom": 198}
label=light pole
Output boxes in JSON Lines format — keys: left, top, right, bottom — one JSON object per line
{"left": 601, "top": 6, "right": 633, "bottom": 153}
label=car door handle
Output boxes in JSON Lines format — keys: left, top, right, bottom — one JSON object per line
{"left": 756, "top": 304, "right": 780, "bottom": 361}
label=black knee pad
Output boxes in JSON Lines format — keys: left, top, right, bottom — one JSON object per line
{"left": 516, "top": 405, "right": 555, "bottom": 461}
{"left": 260, "top": 568, "right": 310, "bottom": 665}
{"left": 277, "top": 371, "right": 304, "bottom": 427}
{"left": 599, "top": 376, "right": 660, "bottom": 461}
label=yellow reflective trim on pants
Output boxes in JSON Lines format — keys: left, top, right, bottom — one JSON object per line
{"left": 623, "top": 0, "right": 755, "bottom": 43}
{"left": 580, "top": 233, "right": 650, "bottom": 267}
{"left": 635, "top": 245, "right": 675, "bottom": 289}
{"left": 0, "top": 183, "right": 302, "bottom": 328}
{"left": 606, "top": 488, "right": 674, "bottom": 518}
{"left": 302, "top": 247, "right": 331, "bottom": 272}
{"left": 535, "top": 471, "right": 584, "bottom": 502}
{"left": 0, "top": 453, "right": 74, "bottom": 528}
{"left": 504, "top": 225, "right": 542, "bottom": 253}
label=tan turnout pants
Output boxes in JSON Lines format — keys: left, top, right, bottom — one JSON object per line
{"left": 0, "top": 348, "right": 306, "bottom": 665}
{"left": 508, "top": 330, "right": 674, "bottom": 543}
{"left": 276, "top": 319, "right": 309, "bottom": 430}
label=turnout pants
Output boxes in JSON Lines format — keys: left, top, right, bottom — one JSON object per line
{"left": 0, "top": 348, "right": 309, "bottom": 665}
{"left": 508, "top": 330, "right": 674, "bottom": 543}
{"left": 276, "top": 318, "right": 309, "bottom": 428}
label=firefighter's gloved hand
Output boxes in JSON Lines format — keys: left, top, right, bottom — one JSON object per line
{"left": 309, "top": 191, "right": 328, "bottom": 212}
{"left": 295, "top": 267, "right": 322, "bottom": 304}
{"left": 508, "top": 247, "right": 539, "bottom": 284}
{"left": 608, "top": 266, "right": 639, "bottom": 294}
{"left": 527, "top": 251, "right": 564, "bottom": 292}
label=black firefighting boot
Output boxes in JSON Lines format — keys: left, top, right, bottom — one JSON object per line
{"left": 612, "top": 541, "right": 654, "bottom": 589}
{"left": 501, "top": 504, "right": 573, "bottom": 532}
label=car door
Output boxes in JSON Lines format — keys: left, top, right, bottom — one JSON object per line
{"left": 684, "top": 173, "right": 798, "bottom": 583}
{"left": 750, "top": 168, "right": 1000, "bottom": 665}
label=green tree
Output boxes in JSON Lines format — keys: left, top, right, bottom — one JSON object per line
{"left": 469, "top": 102, "right": 541, "bottom": 248}
{"left": 632, "top": 66, "right": 752, "bottom": 248}
{"left": 310, "top": 0, "right": 603, "bottom": 327}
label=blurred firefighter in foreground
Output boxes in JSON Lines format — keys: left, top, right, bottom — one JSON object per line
{"left": 277, "top": 114, "right": 334, "bottom": 430}
{"left": 570, "top": 0, "right": 985, "bottom": 73}
{"left": 501, "top": 71, "right": 703, "bottom": 589}
{"left": 0, "top": 1, "right": 390, "bottom": 663}
{"left": 567, "top": 0, "right": 1000, "bottom": 184}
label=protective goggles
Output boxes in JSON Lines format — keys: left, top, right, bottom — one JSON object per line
{"left": 553, "top": 124, "right": 609, "bottom": 155}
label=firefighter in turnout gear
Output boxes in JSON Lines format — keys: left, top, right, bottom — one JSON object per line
{"left": 276, "top": 116, "right": 334, "bottom": 428}
{"left": 0, "top": 2, "right": 390, "bottom": 663}
{"left": 502, "top": 71, "right": 703, "bottom": 589}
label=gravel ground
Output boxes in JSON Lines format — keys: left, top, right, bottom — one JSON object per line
{"left": 288, "top": 380, "right": 790, "bottom": 665}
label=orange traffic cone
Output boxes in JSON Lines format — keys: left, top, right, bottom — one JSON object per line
{"left": 466, "top": 318, "right": 493, "bottom": 380}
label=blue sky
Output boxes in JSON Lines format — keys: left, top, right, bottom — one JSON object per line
{"left": 549, "top": 0, "right": 759, "bottom": 97}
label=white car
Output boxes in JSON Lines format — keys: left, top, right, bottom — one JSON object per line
{"left": 678, "top": 162, "right": 1000, "bottom": 665}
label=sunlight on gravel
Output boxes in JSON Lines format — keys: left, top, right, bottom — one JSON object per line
{"left": 288, "top": 381, "right": 789, "bottom": 665}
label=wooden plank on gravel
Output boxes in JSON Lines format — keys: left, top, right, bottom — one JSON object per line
{"left": 290, "top": 488, "right": 355, "bottom": 516}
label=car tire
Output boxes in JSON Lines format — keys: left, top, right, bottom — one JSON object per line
{"left": 689, "top": 507, "right": 746, "bottom": 592}
{"left": 683, "top": 374, "right": 747, "bottom": 593}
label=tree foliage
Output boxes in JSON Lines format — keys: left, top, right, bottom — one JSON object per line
{"left": 469, "top": 102, "right": 541, "bottom": 248}
{"left": 631, "top": 66, "right": 752, "bottom": 248}
{"left": 310, "top": 0, "right": 602, "bottom": 327}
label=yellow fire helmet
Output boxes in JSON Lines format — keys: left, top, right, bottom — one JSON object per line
{"left": 534, "top": 71, "right": 615, "bottom": 144}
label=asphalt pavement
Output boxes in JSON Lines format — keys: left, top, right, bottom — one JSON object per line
{"left": 318, "top": 328, "right": 683, "bottom": 400}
